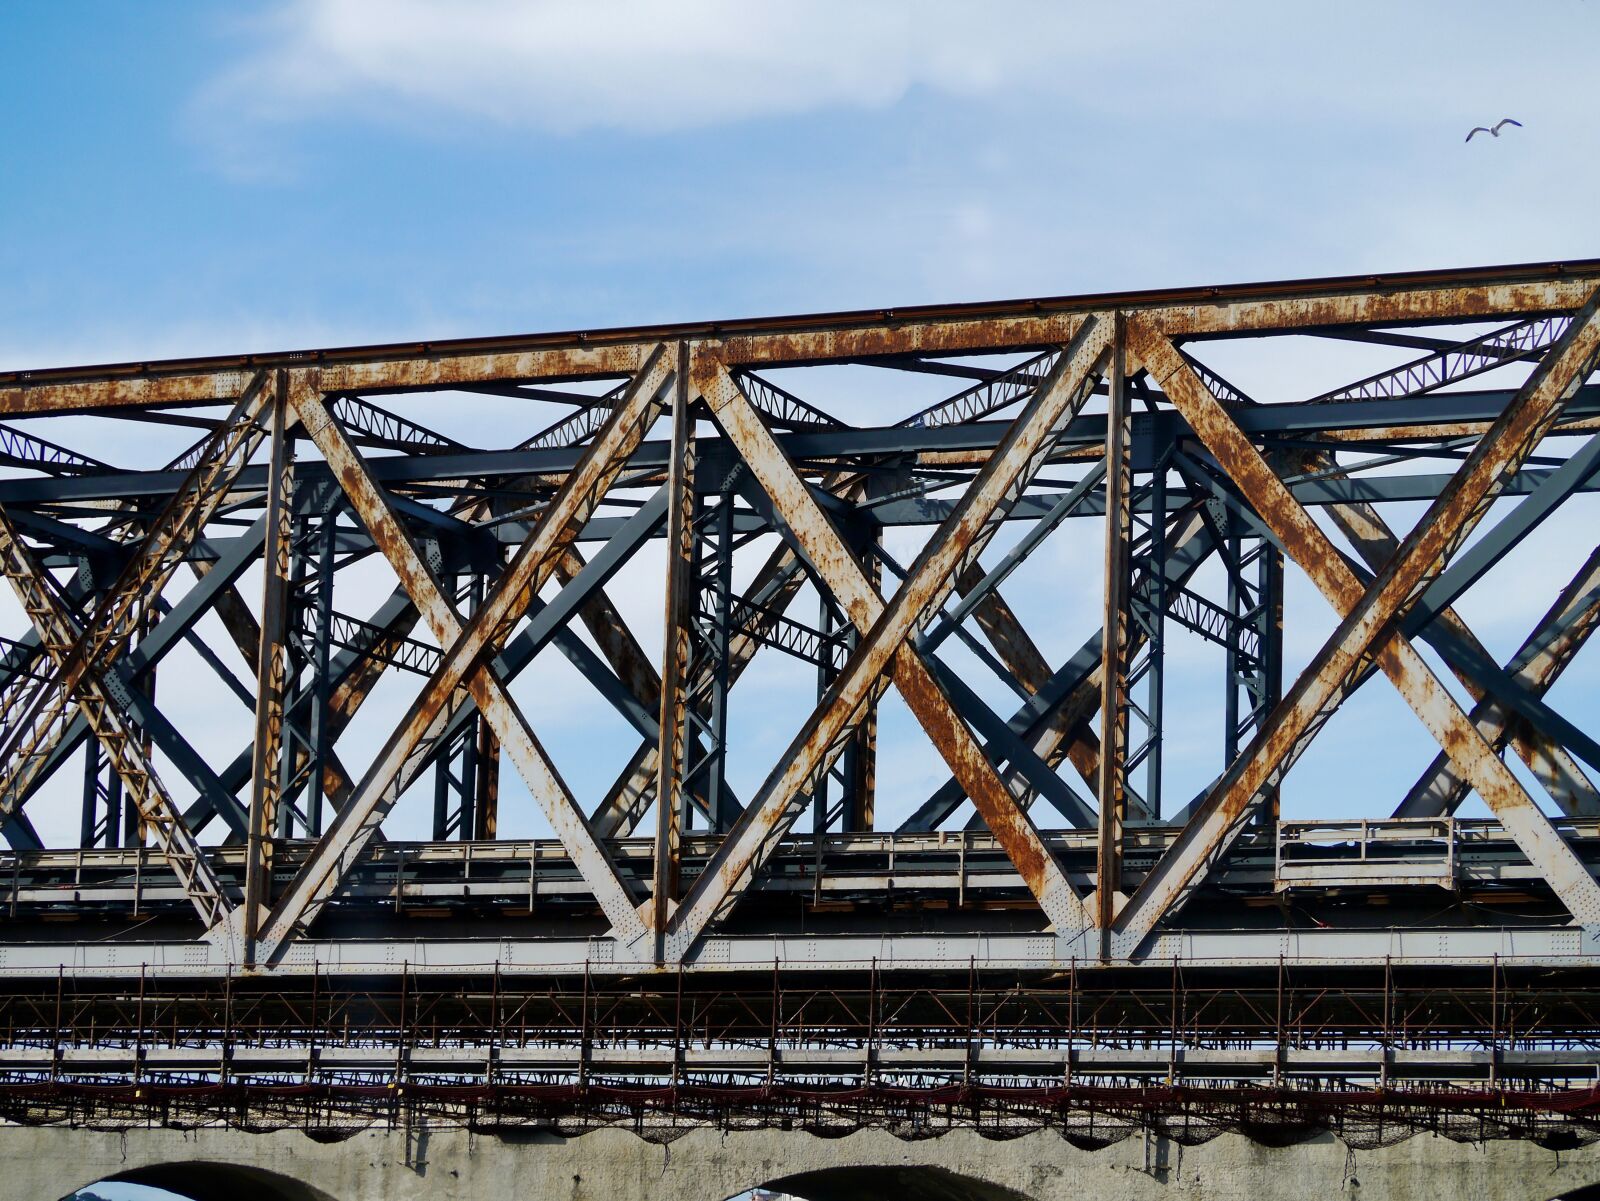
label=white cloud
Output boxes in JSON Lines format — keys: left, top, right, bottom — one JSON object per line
{"left": 203, "top": 0, "right": 1600, "bottom": 139}
{"left": 204, "top": 0, "right": 1100, "bottom": 134}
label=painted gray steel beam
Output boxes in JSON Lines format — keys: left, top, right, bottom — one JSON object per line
{"left": 4, "top": 517, "right": 273, "bottom": 837}
{"left": 1398, "top": 554, "right": 1600, "bottom": 817}
{"left": 1224, "top": 434, "right": 1600, "bottom": 779}
{"left": 2, "top": 384, "right": 1596, "bottom": 511}
{"left": 184, "top": 586, "right": 421, "bottom": 830}
{"left": 183, "top": 491, "right": 672, "bottom": 836}
{"left": 901, "top": 514, "right": 1218, "bottom": 832}
{"left": 923, "top": 657, "right": 1097, "bottom": 827}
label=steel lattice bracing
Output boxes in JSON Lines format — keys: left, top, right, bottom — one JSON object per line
{"left": 1, "top": 260, "right": 1600, "bottom": 1131}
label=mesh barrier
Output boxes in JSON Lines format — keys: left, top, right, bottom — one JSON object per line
{"left": 4, "top": 1082, "right": 1599, "bottom": 1151}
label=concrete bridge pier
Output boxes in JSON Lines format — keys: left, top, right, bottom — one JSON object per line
{"left": 11, "top": 1123, "right": 1600, "bottom": 1201}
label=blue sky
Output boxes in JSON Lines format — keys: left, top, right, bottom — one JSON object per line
{"left": 4, "top": 1, "right": 1598, "bottom": 371}
{"left": 13, "top": 13, "right": 1600, "bottom": 1193}
{"left": 5, "top": 2, "right": 1600, "bottom": 855}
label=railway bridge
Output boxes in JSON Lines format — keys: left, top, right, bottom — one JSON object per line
{"left": 1, "top": 261, "right": 1600, "bottom": 1198}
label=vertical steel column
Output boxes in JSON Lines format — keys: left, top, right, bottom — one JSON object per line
{"left": 1222, "top": 520, "right": 1245, "bottom": 768}
{"left": 243, "top": 373, "right": 294, "bottom": 960}
{"left": 274, "top": 527, "right": 310, "bottom": 838}
{"left": 840, "top": 522, "right": 880, "bottom": 832}
{"left": 459, "top": 573, "right": 484, "bottom": 838}
{"left": 433, "top": 573, "right": 484, "bottom": 841}
{"left": 128, "top": 600, "right": 157, "bottom": 848}
{"left": 703, "top": 493, "right": 736, "bottom": 832}
{"left": 431, "top": 714, "right": 456, "bottom": 840}
{"left": 1258, "top": 539, "right": 1284, "bottom": 823}
{"left": 653, "top": 344, "right": 695, "bottom": 950}
{"left": 79, "top": 739, "right": 99, "bottom": 849}
{"left": 812, "top": 594, "right": 837, "bottom": 834}
{"left": 1097, "top": 315, "right": 1132, "bottom": 945}
{"left": 1221, "top": 516, "right": 1285, "bottom": 821}
{"left": 71, "top": 558, "right": 125, "bottom": 849}
{"left": 80, "top": 740, "right": 122, "bottom": 849}
{"left": 106, "top": 757, "right": 126, "bottom": 847}
{"left": 73, "top": 558, "right": 114, "bottom": 849}
{"left": 303, "top": 511, "right": 337, "bottom": 838}
{"left": 1134, "top": 461, "right": 1167, "bottom": 817}
{"left": 473, "top": 716, "right": 499, "bottom": 840}
{"left": 432, "top": 715, "right": 479, "bottom": 838}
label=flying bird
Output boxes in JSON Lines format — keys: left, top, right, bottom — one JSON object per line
{"left": 1466, "top": 118, "right": 1523, "bottom": 143}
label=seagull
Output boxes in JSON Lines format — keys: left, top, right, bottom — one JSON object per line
{"left": 1466, "top": 118, "right": 1522, "bottom": 143}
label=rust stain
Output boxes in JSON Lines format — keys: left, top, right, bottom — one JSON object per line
{"left": 314, "top": 346, "right": 645, "bottom": 395}
{"left": 5, "top": 271, "right": 1592, "bottom": 417}
{"left": 0, "top": 371, "right": 254, "bottom": 417}
{"left": 1117, "top": 296, "right": 1600, "bottom": 938}
{"left": 682, "top": 344, "right": 1109, "bottom": 933}
{"left": 720, "top": 314, "right": 1082, "bottom": 367}
{"left": 1147, "top": 280, "right": 1593, "bottom": 338}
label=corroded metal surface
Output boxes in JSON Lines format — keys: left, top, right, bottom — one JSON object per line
{"left": 1120, "top": 300, "right": 1600, "bottom": 946}
{"left": 0, "top": 258, "right": 1597, "bottom": 1026}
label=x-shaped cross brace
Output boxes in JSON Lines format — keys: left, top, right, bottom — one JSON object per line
{"left": 250, "top": 346, "right": 678, "bottom": 959}
{"left": 1113, "top": 295, "right": 1600, "bottom": 952}
{"left": 1398, "top": 543, "right": 1600, "bottom": 817}
{"left": 664, "top": 317, "right": 1113, "bottom": 958}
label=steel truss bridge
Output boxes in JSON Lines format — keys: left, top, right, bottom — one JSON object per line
{"left": 1, "top": 260, "right": 1600, "bottom": 1140}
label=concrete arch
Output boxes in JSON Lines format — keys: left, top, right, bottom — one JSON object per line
{"left": 83, "top": 1162, "right": 338, "bottom": 1201}
{"left": 753, "top": 1164, "right": 1035, "bottom": 1201}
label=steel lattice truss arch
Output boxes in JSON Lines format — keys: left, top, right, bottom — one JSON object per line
{"left": 0, "top": 259, "right": 1597, "bottom": 974}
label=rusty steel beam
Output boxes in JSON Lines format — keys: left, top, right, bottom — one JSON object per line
{"left": 923, "top": 494, "right": 1109, "bottom": 826}
{"left": 257, "top": 350, "right": 677, "bottom": 955}
{"left": 670, "top": 323, "right": 1112, "bottom": 953}
{"left": 183, "top": 588, "right": 422, "bottom": 838}
{"left": 1135, "top": 280, "right": 1593, "bottom": 341}
{"left": 242, "top": 377, "right": 295, "bottom": 958}
{"left": 1117, "top": 299, "right": 1600, "bottom": 950}
{"left": 554, "top": 546, "right": 662, "bottom": 714}
{"left": 652, "top": 349, "right": 695, "bottom": 947}
{"left": 0, "top": 504, "right": 231, "bottom": 927}
{"left": 954, "top": 564, "right": 1053, "bottom": 697}
{"left": 1080, "top": 510, "right": 1218, "bottom": 794}
{"left": 1302, "top": 452, "right": 1600, "bottom": 818}
{"left": 921, "top": 498, "right": 1216, "bottom": 837}
{"left": 1096, "top": 316, "right": 1132, "bottom": 939}
{"left": 3, "top": 520, "right": 277, "bottom": 843}
{"left": 0, "top": 533, "right": 269, "bottom": 842}
{"left": 903, "top": 505, "right": 1215, "bottom": 834}
{"left": 188, "top": 557, "right": 263, "bottom": 677}
{"left": 6, "top": 264, "right": 1595, "bottom": 417}
{"left": 0, "top": 374, "right": 275, "bottom": 817}
{"left": 0, "top": 428, "right": 268, "bottom": 829}
{"left": 589, "top": 543, "right": 809, "bottom": 839}
{"left": 843, "top": 548, "right": 879, "bottom": 834}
